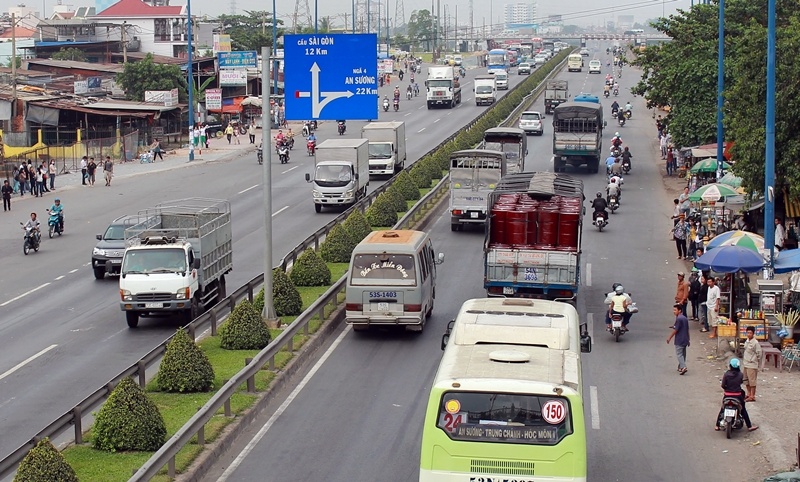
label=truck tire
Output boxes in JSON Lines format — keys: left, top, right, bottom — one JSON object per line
{"left": 184, "top": 297, "right": 200, "bottom": 324}
{"left": 93, "top": 266, "right": 105, "bottom": 280}
{"left": 451, "top": 223, "right": 461, "bottom": 231}
{"left": 126, "top": 311, "right": 139, "bottom": 328}
{"left": 218, "top": 276, "right": 227, "bottom": 300}
{"left": 427, "top": 103, "right": 432, "bottom": 110}
{"left": 314, "top": 204, "right": 322, "bottom": 213}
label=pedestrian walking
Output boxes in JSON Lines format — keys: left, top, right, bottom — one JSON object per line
{"left": 48, "top": 160, "right": 56, "bottom": 190}
{"left": 672, "top": 215, "right": 689, "bottom": 259}
{"left": 775, "top": 218, "right": 786, "bottom": 251}
{"left": 11, "top": 167, "right": 19, "bottom": 194}
{"left": 2, "top": 179, "right": 13, "bottom": 211}
{"left": 666, "top": 147, "right": 675, "bottom": 176}
{"left": 103, "top": 156, "right": 114, "bottom": 186}
{"left": 705, "top": 277, "right": 721, "bottom": 338}
{"left": 742, "top": 326, "right": 762, "bottom": 402}
{"left": 87, "top": 157, "right": 97, "bottom": 186}
{"left": 688, "top": 271, "right": 701, "bottom": 321}
{"left": 667, "top": 303, "right": 690, "bottom": 374}
{"left": 660, "top": 133, "right": 667, "bottom": 159}
{"left": 200, "top": 124, "right": 208, "bottom": 149}
{"left": 80, "top": 156, "right": 88, "bottom": 185}
{"left": 224, "top": 124, "right": 234, "bottom": 144}
{"left": 232, "top": 124, "right": 240, "bottom": 145}
{"left": 248, "top": 121, "right": 256, "bottom": 144}
{"left": 17, "top": 167, "right": 27, "bottom": 197}
{"left": 675, "top": 272, "right": 689, "bottom": 317}
{"left": 192, "top": 125, "right": 200, "bottom": 150}
{"left": 150, "top": 139, "right": 164, "bottom": 161}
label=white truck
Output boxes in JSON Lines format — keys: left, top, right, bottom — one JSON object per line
{"left": 119, "top": 199, "right": 233, "bottom": 328}
{"left": 361, "top": 121, "right": 407, "bottom": 176}
{"left": 473, "top": 74, "right": 497, "bottom": 106}
{"left": 449, "top": 149, "right": 506, "bottom": 231}
{"left": 426, "top": 66, "right": 462, "bottom": 109}
{"left": 305, "top": 138, "right": 370, "bottom": 213}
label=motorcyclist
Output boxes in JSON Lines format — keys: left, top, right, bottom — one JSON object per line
{"left": 275, "top": 130, "right": 285, "bottom": 145}
{"left": 406, "top": 84, "right": 413, "bottom": 98}
{"left": 603, "top": 84, "right": 610, "bottom": 96}
{"left": 611, "top": 101, "right": 620, "bottom": 114}
{"left": 611, "top": 133, "right": 623, "bottom": 149}
{"left": 591, "top": 192, "right": 608, "bottom": 221}
{"left": 607, "top": 177, "right": 621, "bottom": 202}
{"left": 307, "top": 132, "right": 316, "bottom": 143}
{"left": 617, "top": 108, "right": 627, "bottom": 124}
{"left": 383, "top": 95, "right": 390, "bottom": 108}
{"left": 394, "top": 86, "right": 401, "bottom": 100}
{"left": 47, "top": 198, "right": 64, "bottom": 232}
{"left": 624, "top": 101, "right": 633, "bottom": 116}
{"left": 621, "top": 146, "right": 633, "bottom": 168}
{"left": 410, "top": 72, "right": 415, "bottom": 83}
{"left": 716, "top": 358, "right": 758, "bottom": 432}
{"left": 609, "top": 159, "right": 623, "bottom": 178}
{"left": 413, "top": 82, "right": 420, "bottom": 96}
{"left": 604, "top": 283, "right": 633, "bottom": 331}
{"left": 22, "top": 212, "right": 41, "bottom": 242}
{"left": 605, "top": 154, "right": 618, "bottom": 173}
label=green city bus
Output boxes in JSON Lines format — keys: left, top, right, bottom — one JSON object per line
{"left": 420, "top": 298, "right": 591, "bottom": 482}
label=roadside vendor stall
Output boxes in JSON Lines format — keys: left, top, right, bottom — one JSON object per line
{"left": 689, "top": 183, "right": 739, "bottom": 236}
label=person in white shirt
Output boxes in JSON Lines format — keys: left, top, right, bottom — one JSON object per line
{"left": 80, "top": 156, "right": 88, "bottom": 186}
{"left": 705, "top": 277, "right": 721, "bottom": 338}
{"left": 775, "top": 218, "right": 786, "bottom": 251}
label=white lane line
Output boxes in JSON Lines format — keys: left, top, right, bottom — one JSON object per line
{"left": 590, "top": 385, "right": 600, "bottom": 430}
{"left": 272, "top": 205, "right": 290, "bottom": 217}
{"left": 405, "top": 112, "right": 411, "bottom": 116}
{"left": 0, "top": 344, "right": 58, "bottom": 381}
{"left": 0, "top": 283, "right": 51, "bottom": 307}
{"left": 464, "top": 97, "right": 472, "bottom": 102}
{"left": 55, "top": 275, "right": 65, "bottom": 281}
{"left": 434, "top": 118, "right": 441, "bottom": 123}
{"left": 585, "top": 263, "right": 592, "bottom": 287}
{"left": 69, "top": 269, "right": 79, "bottom": 274}
{"left": 238, "top": 184, "right": 258, "bottom": 194}
{"left": 418, "top": 127, "right": 426, "bottom": 133}
{"left": 281, "top": 166, "right": 298, "bottom": 174}
{"left": 217, "top": 326, "right": 352, "bottom": 481}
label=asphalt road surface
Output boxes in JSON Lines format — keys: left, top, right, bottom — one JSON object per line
{"left": 207, "top": 45, "right": 754, "bottom": 482}
{"left": 0, "top": 60, "right": 534, "bottom": 460}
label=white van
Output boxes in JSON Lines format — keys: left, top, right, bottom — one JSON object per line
{"left": 491, "top": 69, "right": 509, "bottom": 90}
{"left": 345, "top": 230, "right": 444, "bottom": 332}
{"left": 568, "top": 54, "right": 583, "bottom": 72}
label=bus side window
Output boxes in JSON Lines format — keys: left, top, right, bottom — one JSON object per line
{"left": 419, "top": 248, "right": 429, "bottom": 282}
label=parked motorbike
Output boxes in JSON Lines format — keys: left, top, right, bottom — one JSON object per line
{"left": 393, "top": 99, "right": 400, "bottom": 112}
{"left": 21, "top": 223, "right": 40, "bottom": 255}
{"left": 47, "top": 210, "right": 63, "bottom": 238}
{"left": 383, "top": 99, "right": 390, "bottom": 112}
{"left": 278, "top": 143, "right": 290, "bottom": 164}
{"left": 608, "top": 195, "right": 620, "bottom": 214}
{"left": 718, "top": 394, "right": 745, "bottom": 439}
{"left": 622, "top": 159, "right": 631, "bottom": 174}
{"left": 337, "top": 121, "right": 346, "bottom": 135}
{"left": 593, "top": 211, "right": 608, "bottom": 232}
{"left": 609, "top": 312, "right": 626, "bottom": 342}
{"left": 307, "top": 140, "right": 316, "bottom": 156}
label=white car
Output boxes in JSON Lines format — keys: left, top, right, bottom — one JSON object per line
{"left": 534, "top": 54, "right": 547, "bottom": 66}
{"left": 580, "top": 48, "right": 590, "bottom": 56}
{"left": 588, "top": 60, "right": 602, "bottom": 74}
{"left": 519, "top": 111, "right": 544, "bottom": 136}
{"left": 518, "top": 62, "right": 532, "bottom": 75}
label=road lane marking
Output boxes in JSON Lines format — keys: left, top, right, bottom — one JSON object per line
{"left": 0, "top": 344, "right": 58, "bottom": 381}
{"left": 405, "top": 112, "right": 411, "bottom": 116}
{"left": 590, "top": 385, "right": 600, "bottom": 429}
{"left": 217, "top": 326, "right": 352, "bottom": 481}
{"left": 69, "top": 269, "right": 79, "bottom": 273}
{"left": 0, "top": 282, "right": 51, "bottom": 307}
{"left": 272, "top": 206, "right": 290, "bottom": 217}
{"left": 55, "top": 275, "right": 65, "bottom": 281}
{"left": 434, "top": 118, "right": 441, "bottom": 123}
{"left": 238, "top": 185, "right": 258, "bottom": 194}
{"left": 281, "top": 166, "right": 298, "bottom": 174}
{"left": 418, "top": 128, "right": 426, "bottom": 133}
{"left": 585, "top": 263, "right": 592, "bottom": 287}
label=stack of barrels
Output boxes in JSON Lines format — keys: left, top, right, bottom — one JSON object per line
{"left": 489, "top": 193, "right": 580, "bottom": 251}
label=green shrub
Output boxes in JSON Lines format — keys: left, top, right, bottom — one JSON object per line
{"left": 365, "top": 192, "right": 398, "bottom": 227}
{"left": 156, "top": 329, "right": 215, "bottom": 392}
{"left": 273, "top": 268, "right": 302, "bottom": 316}
{"left": 320, "top": 224, "right": 354, "bottom": 263}
{"left": 289, "top": 248, "right": 331, "bottom": 286}
{"left": 92, "top": 378, "right": 166, "bottom": 452}
{"left": 385, "top": 185, "right": 408, "bottom": 214}
{"left": 394, "top": 170, "right": 421, "bottom": 201}
{"left": 343, "top": 209, "right": 373, "bottom": 245}
{"left": 422, "top": 157, "right": 443, "bottom": 181}
{"left": 409, "top": 163, "right": 432, "bottom": 189}
{"left": 253, "top": 287, "right": 265, "bottom": 313}
{"left": 14, "top": 438, "right": 77, "bottom": 482}
{"left": 220, "top": 299, "right": 271, "bottom": 350}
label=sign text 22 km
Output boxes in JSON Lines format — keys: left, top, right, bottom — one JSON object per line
{"left": 284, "top": 33, "right": 378, "bottom": 121}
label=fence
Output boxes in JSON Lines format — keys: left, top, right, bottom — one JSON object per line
{"left": 0, "top": 52, "right": 571, "bottom": 482}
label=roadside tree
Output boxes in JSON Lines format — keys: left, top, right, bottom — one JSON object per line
{"left": 116, "top": 54, "right": 187, "bottom": 102}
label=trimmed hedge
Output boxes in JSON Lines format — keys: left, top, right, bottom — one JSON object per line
{"left": 273, "top": 267, "right": 303, "bottom": 316}
{"left": 385, "top": 185, "right": 409, "bottom": 214}
{"left": 220, "top": 299, "right": 271, "bottom": 350}
{"left": 342, "top": 209, "right": 373, "bottom": 245}
{"left": 409, "top": 162, "right": 432, "bottom": 189}
{"left": 290, "top": 248, "right": 332, "bottom": 286}
{"left": 365, "top": 192, "right": 399, "bottom": 227}
{"left": 14, "top": 438, "right": 77, "bottom": 482}
{"left": 393, "top": 170, "right": 421, "bottom": 201}
{"left": 320, "top": 224, "right": 354, "bottom": 263}
{"left": 157, "top": 328, "right": 215, "bottom": 392}
{"left": 92, "top": 377, "right": 166, "bottom": 452}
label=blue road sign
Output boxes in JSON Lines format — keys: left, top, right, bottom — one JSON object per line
{"left": 284, "top": 33, "right": 378, "bottom": 121}
{"left": 218, "top": 51, "right": 258, "bottom": 69}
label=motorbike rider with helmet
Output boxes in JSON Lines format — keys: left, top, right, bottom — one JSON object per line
{"left": 394, "top": 86, "right": 401, "bottom": 101}
{"left": 617, "top": 108, "right": 627, "bottom": 125}
{"left": 47, "top": 198, "right": 64, "bottom": 233}
{"left": 604, "top": 283, "right": 633, "bottom": 331}
{"left": 715, "top": 358, "right": 758, "bottom": 432}
{"left": 624, "top": 101, "right": 633, "bottom": 117}
{"left": 611, "top": 101, "right": 620, "bottom": 116}
{"left": 611, "top": 133, "right": 623, "bottom": 149}
{"left": 621, "top": 146, "right": 633, "bottom": 169}
{"left": 591, "top": 192, "right": 608, "bottom": 223}
{"left": 607, "top": 177, "right": 621, "bottom": 202}
{"left": 605, "top": 153, "right": 618, "bottom": 174}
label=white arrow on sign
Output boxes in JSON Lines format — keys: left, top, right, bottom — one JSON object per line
{"left": 295, "top": 62, "right": 353, "bottom": 118}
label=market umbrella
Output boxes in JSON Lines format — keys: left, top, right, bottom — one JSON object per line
{"left": 240, "top": 96, "right": 263, "bottom": 107}
{"left": 690, "top": 158, "right": 732, "bottom": 174}
{"left": 774, "top": 249, "right": 800, "bottom": 274}
{"left": 718, "top": 172, "right": 742, "bottom": 189}
{"left": 706, "top": 230, "right": 764, "bottom": 252}
{"left": 694, "top": 245, "right": 764, "bottom": 273}
{"left": 688, "top": 183, "right": 739, "bottom": 202}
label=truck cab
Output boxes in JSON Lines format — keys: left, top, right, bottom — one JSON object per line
{"left": 306, "top": 138, "right": 370, "bottom": 212}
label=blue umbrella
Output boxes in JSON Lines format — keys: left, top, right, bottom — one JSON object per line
{"left": 694, "top": 245, "right": 764, "bottom": 273}
{"left": 774, "top": 249, "right": 800, "bottom": 274}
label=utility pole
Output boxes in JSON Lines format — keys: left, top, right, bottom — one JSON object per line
{"left": 122, "top": 21, "right": 128, "bottom": 63}
{"left": 188, "top": 1, "right": 194, "bottom": 162}
{"left": 261, "top": 46, "right": 277, "bottom": 321}
{"left": 11, "top": 13, "right": 17, "bottom": 106}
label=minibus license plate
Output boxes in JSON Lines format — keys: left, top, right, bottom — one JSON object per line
{"left": 377, "top": 302, "right": 390, "bottom": 311}
{"left": 502, "top": 287, "right": 514, "bottom": 295}
{"left": 724, "top": 409, "right": 736, "bottom": 418}
{"left": 145, "top": 302, "right": 163, "bottom": 309}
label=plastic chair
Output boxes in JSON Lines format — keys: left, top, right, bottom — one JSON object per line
{"left": 782, "top": 345, "right": 800, "bottom": 372}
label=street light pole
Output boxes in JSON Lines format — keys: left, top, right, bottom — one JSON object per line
{"left": 272, "top": 0, "right": 278, "bottom": 119}
{"left": 715, "top": 0, "right": 724, "bottom": 181}
{"left": 187, "top": 0, "right": 194, "bottom": 162}
{"left": 261, "top": 46, "right": 277, "bottom": 320}
{"left": 764, "top": 0, "right": 777, "bottom": 270}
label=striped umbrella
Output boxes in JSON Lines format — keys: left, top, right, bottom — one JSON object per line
{"left": 690, "top": 158, "right": 732, "bottom": 174}
{"left": 706, "top": 230, "right": 764, "bottom": 252}
{"left": 688, "top": 183, "right": 739, "bottom": 202}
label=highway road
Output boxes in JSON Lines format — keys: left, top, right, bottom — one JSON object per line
{"left": 207, "top": 45, "right": 755, "bottom": 481}
{"left": 0, "top": 58, "right": 536, "bottom": 460}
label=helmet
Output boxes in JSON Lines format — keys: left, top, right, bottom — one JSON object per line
{"left": 614, "top": 285, "right": 624, "bottom": 294}
{"left": 610, "top": 178, "right": 616, "bottom": 183}
{"left": 54, "top": 198, "right": 60, "bottom": 202}
{"left": 615, "top": 132, "right": 620, "bottom": 137}
{"left": 596, "top": 192, "right": 603, "bottom": 198}
{"left": 729, "top": 358, "right": 740, "bottom": 369}
{"left": 612, "top": 282, "right": 622, "bottom": 290}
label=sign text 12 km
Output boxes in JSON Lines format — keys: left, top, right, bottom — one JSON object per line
{"left": 284, "top": 33, "right": 378, "bottom": 121}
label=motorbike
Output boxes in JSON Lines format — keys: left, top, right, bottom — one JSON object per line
{"left": 611, "top": 108, "right": 619, "bottom": 118}
{"left": 21, "top": 223, "right": 40, "bottom": 255}
{"left": 610, "top": 146, "right": 622, "bottom": 157}
{"left": 383, "top": 99, "right": 390, "bottom": 112}
{"left": 393, "top": 99, "right": 400, "bottom": 112}
{"left": 302, "top": 120, "right": 317, "bottom": 138}
{"left": 47, "top": 210, "right": 63, "bottom": 238}
{"left": 618, "top": 71, "right": 622, "bottom": 78}
{"left": 277, "top": 143, "right": 290, "bottom": 164}
{"left": 613, "top": 88, "right": 619, "bottom": 96}
{"left": 406, "top": 90, "right": 412, "bottom": 100}
{"left": 593, "top": 211, "right": 608, "bottom": 231}
{"left": 622, "top": 158, "right": 631, "bottom": 174}
{"left": 257, "top": 145, "right": 263, "bottom": 165}
{"left": 337, "top": 121, "right": 346, "bottom": 135}
{"left": 718, "top": 393, "right": 745, "bottom": 439}
{"left": 604, "top": 90, "right": 610, "bottom": 98}
{"left": 286, "top": 135, "right": 295, "bottom": 150}
{"left": 624, "top": 109, "right": 632, "bottom": 119}
{"left": 609, "top": 312, "right": 626, "bottom": 342}
{"left": 608, "top": 195, "right": 620, "bottom": 214}
{"left": 307, "top": 140, "right": 316, "bottom": 156}
{"left": 618, "top": 116, "right": 626, "bottom": 127}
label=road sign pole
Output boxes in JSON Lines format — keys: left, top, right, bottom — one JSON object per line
{"left": 188, "top": 0, "right": 194, "bottom": 162}
{"left": 764, "top": 0, "right": 776, "bottom": 273}
{"left": 261, "top": 46, "right": 277, "bottom": 320}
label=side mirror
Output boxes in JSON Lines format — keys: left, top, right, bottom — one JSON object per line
{"left": 441, "top": 319, "right": 455, "bottom": 351}
{"left": 96, "top": 234, "right": 102, "bottom": 240}
{"left": 305, "top": 173, "right": 311, "bottom": 182}
{"left": 604, "top": 121, "right": 608, "bottom": 127}
{"left": 193, "top": 258, "right": 201, "bottom": 269}
{"left": 581, "top": 334, "right": 593, "bottom": 353}
{"left": 436, "top": 252, "right": 445, "bottom": 264}
{"left": 354, "top": 173, "right": 359, "bottom": 180}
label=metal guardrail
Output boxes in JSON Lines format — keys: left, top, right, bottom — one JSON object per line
{"left": 0, "top": 53, "right": 570, "bottom": 482}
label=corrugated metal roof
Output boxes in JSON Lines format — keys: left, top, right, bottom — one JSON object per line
{"left": 25, "top": 59, "right": 125, "bottom": 74}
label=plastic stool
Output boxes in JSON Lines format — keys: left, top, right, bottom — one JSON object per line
{"left": 762, "top": 347, "right": 783, "bottom": 370}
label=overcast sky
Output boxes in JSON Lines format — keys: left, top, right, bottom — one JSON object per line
{"left": 10, "top": 0, "right": 686, "bottom": 30}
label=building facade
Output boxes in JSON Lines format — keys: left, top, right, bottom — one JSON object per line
{"left": 503, "top": 2, "right": 536, "bottom": 29}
